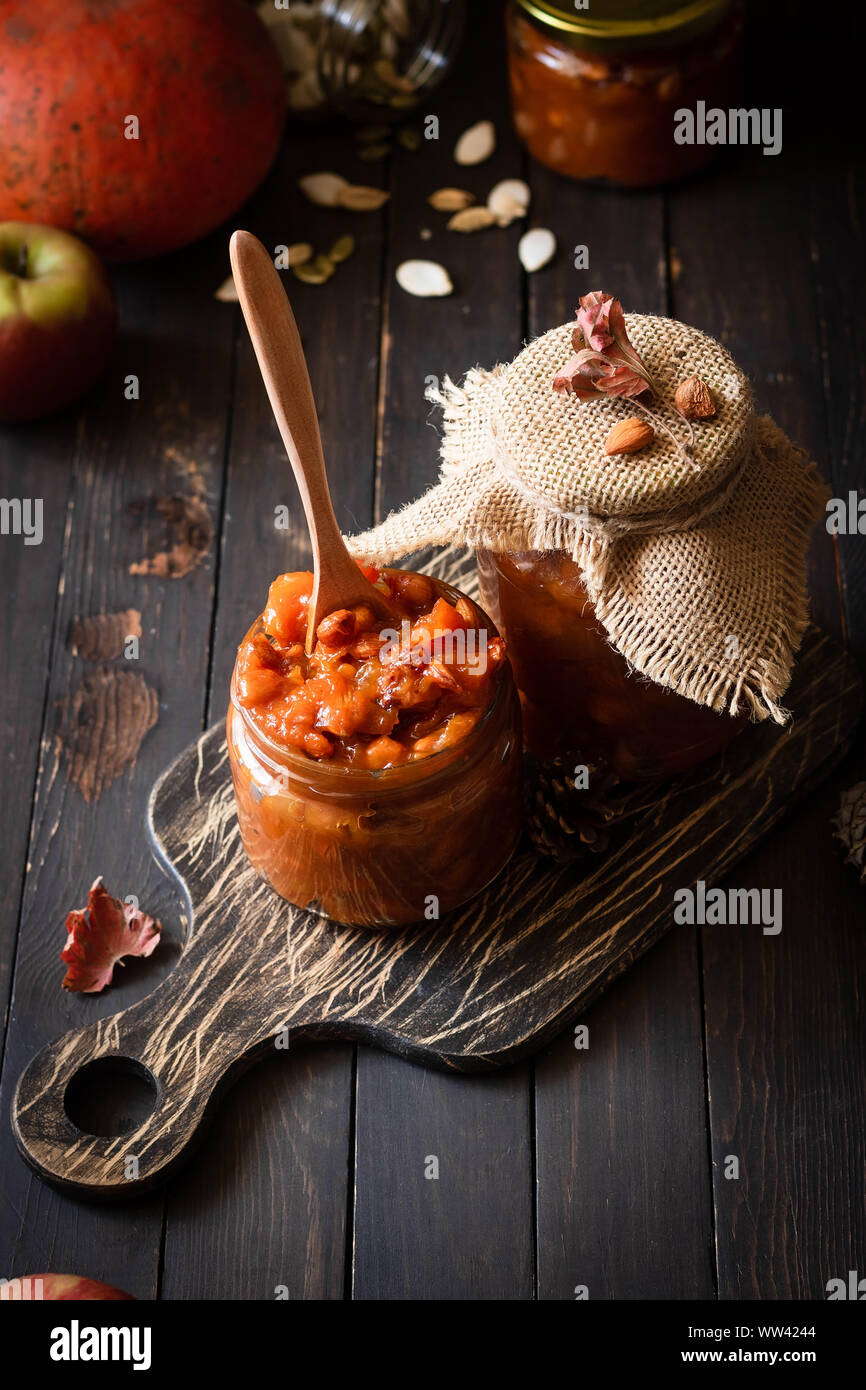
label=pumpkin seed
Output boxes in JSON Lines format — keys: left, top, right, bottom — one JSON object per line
{"left": 298, "top": 172, "right": 349, "bottom": 207}
{"left": 454, "top": 120, "right": 496, "bottom": 166}
{"left": 372, "top": 58, "right": 414, "bottom": 94}
{"left": 214, "top": 275, "right": 238, "bottom": 302}
{"left": 396, "top": 260, "right": 453, "bottom": 297}
{"left": 518, "top": 227, "right": 556, "bottom": 273}
{"left": 338, "top": 184, "right": 390, "bottom": 211}
{"left": 358, "top": 142, "right": 392, "bottom": 161}
{"left": 329, "top": 235, "right": 356, "bottom": 264}
{"left": 288, "top": 71, "right": 325, "bottom": 112}
{"left": 487, "top": 178, "right": 531, "bottom": 226}
{"left": 447, "top": 206, "right": 497, "bottom": 233}
{"left": 355, "top": 123, "right": 391, "bottom": 143}
{"left": 384, "top": 0, "right": 411, "bottom": 41}
{"left": 398, "top": 127, "right": 421, "bottom": 151}
{"left": 285, "top": 242, "right": 313, "bottom": 267}
{"left": 429, "top": 187, "right": 475, "bottom": 212}
{"left": 292, "top": 262, "right": 331, "bottom": 286}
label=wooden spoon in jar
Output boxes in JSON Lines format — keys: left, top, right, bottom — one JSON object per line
{"left": 229, "top": 229, "right": 395, "bottom": 653}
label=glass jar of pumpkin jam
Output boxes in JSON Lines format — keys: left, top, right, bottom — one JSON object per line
{"left": 477, "top": 549, "right": 745, "bottom": 781}
{"left": 506, "top": 0, "right": 743, "bottom": 186}
{"left": 227, "top": 566, "right": 522, "bottom": 927}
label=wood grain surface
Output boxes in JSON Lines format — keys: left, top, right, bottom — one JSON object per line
{"left": 11, "top": 611, "right": 860, "bottom": 1198}
{"left": 1, "top": 0, "right": 863, "bottom": 1299}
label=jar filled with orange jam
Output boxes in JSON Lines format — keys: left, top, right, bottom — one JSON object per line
{"left": 227, "top": 566, "right": 522, "bottom": 927}
{"left": 477, "top": 549, "right": 746, "bottom": 781}
{"left": 506, "top": 0, "right": 744, "bottom": 186}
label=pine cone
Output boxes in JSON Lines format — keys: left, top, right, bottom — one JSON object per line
{"left": 834, "top": 782, "right": 866, "bottom": 884}
{"left": 524, "top": 752, "right": 628, "bottom": 864}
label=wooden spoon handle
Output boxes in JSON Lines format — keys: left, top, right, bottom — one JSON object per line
{"left": 229, "top": 233, "right": 342, "bottom": 577}
{"left": 229, "top": 230, "right": 391, "bottom": 648}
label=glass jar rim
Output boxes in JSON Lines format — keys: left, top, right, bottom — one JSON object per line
{"left": 512, "top": 0, "right": 732, "bottom": 50}
{"left": 230, "top": 587, "right": 510, "bottom": 790}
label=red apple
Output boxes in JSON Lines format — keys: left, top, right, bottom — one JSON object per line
{"left": 0, "top": 222, "right": 116, "bottom": 423}
{"left": 0, "top": 1273, "right": 134, "bottom": 1301}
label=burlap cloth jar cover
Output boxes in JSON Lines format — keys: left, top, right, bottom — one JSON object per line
{"left": 348, "top": 314, "right": 828, "bottom": 723}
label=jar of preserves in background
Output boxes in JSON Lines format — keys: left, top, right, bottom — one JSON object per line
{"left": 506, "top": 0, "right": 744, "bottom": 185}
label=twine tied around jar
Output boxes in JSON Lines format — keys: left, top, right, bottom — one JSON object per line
{"left": 347, "top": 314, "right": 829, "bottom": 724}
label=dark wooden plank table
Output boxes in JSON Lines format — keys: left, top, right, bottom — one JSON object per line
{"left": 1, "top": 0, "right": 863, "bottom": 1301}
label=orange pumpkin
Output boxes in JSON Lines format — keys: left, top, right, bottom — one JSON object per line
{"left": 0, "top": 0, "right": 286, "bottom": 261}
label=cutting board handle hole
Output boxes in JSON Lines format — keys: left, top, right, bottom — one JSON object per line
{"left": 63, "top": 1056, "right": 159, "bottom": 1138}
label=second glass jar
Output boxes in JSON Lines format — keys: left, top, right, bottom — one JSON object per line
{"left": 477, "top": 548, "right": 746, "bottom": 781}
{"left": 506, "top": 0, "right": 744, "bottom": 186}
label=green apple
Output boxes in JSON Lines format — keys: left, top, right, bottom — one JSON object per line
{"left": 0, "top": 222, "right": 116, "bottom": 423}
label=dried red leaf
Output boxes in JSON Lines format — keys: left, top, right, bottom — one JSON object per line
{"left": 553, "top": 292, "right": 653, "bottom": 400}
{"left": 61, "top": 878, "right": 162, "bottom": 993}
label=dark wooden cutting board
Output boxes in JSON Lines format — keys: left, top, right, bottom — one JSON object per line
{"left": 11, "top": 622, "right": 860, "bottom": 1199}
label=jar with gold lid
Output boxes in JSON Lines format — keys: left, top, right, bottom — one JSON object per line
{"left": 506, "top": 0, "right": 744, "bottom": 185}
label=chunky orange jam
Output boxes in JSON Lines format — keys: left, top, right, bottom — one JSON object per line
{"left": 506, "top": 0, "right": 744, "bottom": 187}
{"left": 227, "top": 568, "right": 523, "bottom": 927}
{"left": 234, "top": 567, "right": 506, "bottom": 768}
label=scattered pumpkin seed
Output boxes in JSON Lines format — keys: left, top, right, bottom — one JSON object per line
{"left": 292, "top": 261, "right": 331, "bottom": 286}
{"left": 329, "top": 235, "right": 356, "bottom": 263}
{"left": 454, "top": 120, "right": 496, "bottom": 166}
{"left": 298, "top": 172, "right": 349, "bottom": 207}
{"left": 429, "top": 187, "right": 475, "bottom": 212}
{"left": 372, "top": 58, "right": 414, "bottom": 93}
{"left": 396, "top": 260, "right": 453, "bottom": 297}
{"left": 398, "top": 127, "right": 421, "bottom": 151}
{"left": 447, "top": 206, "right": 497, "bottom": 233}
{"left": 487, "top": 178, "right": 531, "bottom": 226}
{"left": 384, "top": 0, "right": 411, "bottom": 41}
{"left": 518, "top": 227, "right": 556, "bottom": 273}
{"left": 358, "top": 142, "right": 392, "bottom": 161}
{"left": 355, "top": 123, "right": 391, "bottom": 143}
{"left": 338, "top": 184, "right": 391, "bottom": 211}
{"left": 285, "top": 242, "right": 313, "bottom": 267}
{"left": 214, "top": 275, "right": 238, "bottom": 302}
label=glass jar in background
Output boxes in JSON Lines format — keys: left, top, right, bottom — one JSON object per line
{"left": 505, "top": 0, "right": 744, "bottom": 186}
{"left": 227, "top": 577, "right": 522, "bottom": 929}
{"left": 258, "top": 0, "right": 466, "bottom": 119}
{"left": 477, "top": 549, "right": 746, "bottom": 781}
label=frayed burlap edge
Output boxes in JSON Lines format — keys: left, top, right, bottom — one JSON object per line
{"left": 593, "top": 418, "right": 829, "bottom": 725}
